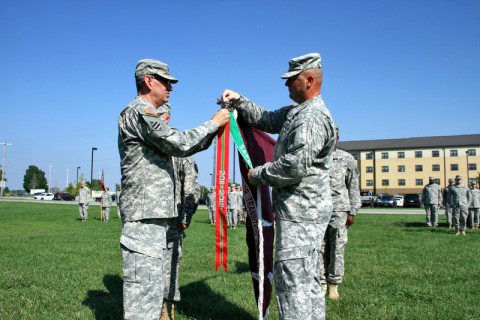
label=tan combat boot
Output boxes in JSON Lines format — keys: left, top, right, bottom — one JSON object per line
{"left": 461, "top": 231, "right": 466, "bottom": 236}
{"left": 321, "top": 284, "right": 328, "bottom": 296}
{"left": 328, "top": 284, "right": 340, "bottom": 300}
{"left": 160, "top": 301, "right": 175, "bottom": 320}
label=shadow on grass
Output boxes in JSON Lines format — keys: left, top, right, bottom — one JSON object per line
{"left": 395, "top": 221, "right": 453, "bottom": 233}
{"left": 82, "top": 274, "right": 123, "bottom": 320}
{"left": 177, "top": 278, "right": 255, "bottom": 320}
{"left": 233, "top": 261, "right": 250, "bottom": 274}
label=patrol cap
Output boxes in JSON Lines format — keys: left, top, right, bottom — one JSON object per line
{"left": 157, "top": 103, "right": 171, "bottom": 115}
{"left": 135, "top": 59, "right": 178, "bottom": 83}
{"left": 335, "top": 124, "right": 339, "bottom": 132}
{"left": 448, "top": 178, "right": 454, "bottom": 182}
{"left": 281, "top": 53, "right": 322, "bottom": 79}
{"left": 429, "top": 176, "right": 435, "bottom": 180}
{"left": 455, "top": 175, "right": 462, "bottom": 180}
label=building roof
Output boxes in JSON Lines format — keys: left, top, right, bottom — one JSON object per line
{"left": 337, "top": 134, "right": 480, "bottom": 152}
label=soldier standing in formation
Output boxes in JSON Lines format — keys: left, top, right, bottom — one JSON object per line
{"left": 206, "top": 187, "right": 216, "bottom": 225}
{"left": 118, "top": 58, "right": 229, "bottom": 319}
{"left": 422, "top": 176, "right": 442, "bottom": 227}
{"left": 235, "top": 185, "right": 246, "bottom": 223}
{"left": 468, "top": 182, "right": 480, "bottom": 230}
{"left": 157, "top": 103, "right": 201, "bottom": 320}
{"left": 227, "top": 186, "right": 238, "bottom": 229}
{"left": 116, "top": 186, "right": 122, "bottom": 220}
{"left": 78, "top": 182, "right": 90, "bottom": 222}
{"left": 450, "top": 175, "right": 471, "bottom": 236}
{"left": 320, "top": 125, "right": 361, "bottom": 300}
{"left": 443, "top": 178, "right": 454, "bottom": 229}
{"left": 222, "top": 52, "right": 336, "bottom": 320}
{"left": 101, "top": 187, "right": 111, "bottom": 222}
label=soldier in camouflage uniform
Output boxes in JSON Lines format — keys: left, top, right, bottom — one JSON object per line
{"left": 468, "top": 182, "right": 480, "bottom": 230}
{"left": 227, "top": 186, "right": 238, "bottom": 229}
{"left": 443, "top": 178, "right": 454, "bottom": 229}
{"left": 101, "top": 187, "right": 112, "bottom": 222}
{"left": 422, "top": 176, "right": 443, "bottom": 227}
{"left": 222, "top": 53, "right": 336, "bottom": 320}
{"left": 118, "top": 59, "right": 229, "bottom": 320}
{"left": 78, "top": 182, "right": 90, "bottom": 222}
{"left": 206, "top": 187, "right": 216, "bottom": 224}
{"left": 450, "top": 175, "right": 471, "bottom": 236}
{"left": 157, "top": 103, "right": 201, "bottom": 320}
{"left": 319, "top": 125, "right": 361, "bottom": 300}
{"left": 235, "top": 185, "right": 246, "bottom": 223}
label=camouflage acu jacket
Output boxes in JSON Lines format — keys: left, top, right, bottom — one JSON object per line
{"left": 330, "top": 149, "right": 361, "bottom": 215}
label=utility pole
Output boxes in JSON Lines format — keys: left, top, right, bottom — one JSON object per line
{"left": 0, "top": 142, "right": 12, "bottom": 199}
{"left": 91, "top": 147, "right": 97, "bottom": 184}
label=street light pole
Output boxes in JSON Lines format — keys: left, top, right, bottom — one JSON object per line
{"left": 48, "top": 165, "right": 53, "bottom": 193}
{"left": 77, "top": 166, "right": 81, "bottom": 185}
{"left": 66, "top": 169, "right": 69, "bottom": 190}
{"left": 91, "top": 147, "right": 97, "bottom": 184}
{"left": 0, "top": 142, "right": 12, "bottom": 199}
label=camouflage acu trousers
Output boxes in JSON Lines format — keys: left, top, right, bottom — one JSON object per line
{"left": 468, "top": 208, "right": 479, "bottom": 228}
{"left": 274, "top": 219, "right": 329, "bottom": 320}
{"left": 453, "top": 205, "right": 468, "bottom": 231}
{"left": 227, "top": 208, "right": 238, "bottom": 227}
{"left": 319, "top": 211, "right": 348, "bottom": 285}
{"left": 79, "top": 203, "right": 89, "bottom": 220}
{"left": 207, "top": 205, "right": 215, "bottom": 224}
{"left": 424, "top": 204, "right": 438, "bottom": 226}
{"left": 102, "top": 207, "right": 110, "bottom": 221}
{"left": 164, "top": 218, "right": 183, "bottom": 302}
{"left": 445, "top": 204, "right": 453, "bottom": 227}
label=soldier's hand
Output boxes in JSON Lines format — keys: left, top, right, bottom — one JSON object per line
{"left": 222, "top": 89, "right": 240, "bottom": 104}
{"left": 211, "top": 109, "right": 230, "bottom": 127}
{"left": 247, "top": 168, "right": 255, "bottom": 184}
{"left": 346, "top": 214, "right": 355, "bottom": 228}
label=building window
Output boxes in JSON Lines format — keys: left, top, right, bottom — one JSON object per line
{"left": 366, "top": 153, "right": 373, "bottom": 160}
{"left": 432, "top": 164, "right": 440, "bottom": 171}
{"left": 432, "top": 150, "right": 440, "bottom": 157}
{"left": 468, "top": 163, "right": 477, "bottom": 170}
{"left": 366, "top": 180, "right": 373, "bottom": 186}
{"left": 416, "top": 179, "right": 423, "bottom": 186}
{"left": 366, "top": 166, "right": 373, "bottom": 173}
{"left": 382, "top": 179, "right": 389, "bottom": 186}
{"left": 398, "top": 179, "right": 406, "bottom": 186}
{"left": 398, "top": 165, "right": 405, "bottom": 172}
{"left": 382, "top": 166, "right": 389, "bottom": 172}
{"left": 467, "top": 149, "right": 476, "bottom": 156}
{"left": 450, "top": 150, "right": 458, "bottom": 157}
{"left": 415, "top": 165, "right": 423, "bottom": 172}
{"left": 398, "top": 152, "right": 405, "bottom": 158}
{"left": 451, "top": 164, "right": 458, "bottom": 171}
{"left": 381, "top": 152, "right": 389, "bottom": 159}
{"left": 353, "top": 153, "right": 359, "bottom": 160}
{"left": 415, "top": 151, "right": 422, "bottom": 158}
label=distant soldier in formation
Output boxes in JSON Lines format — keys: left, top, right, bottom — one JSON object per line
{"left": 116, "top": 186, "right": 122, "bottom": 220}
{"left": 451, "top": 175, "right": 471, "bottom": 236}
{"left": 78, "top": 182, "right": 90, "bottom": 222}
{"left": 157, "top": 103, "right": 201, "bottom": 320}
{"left": 320, "top": 125, "right": 361, "bottom": 300}
{"left": 468, "top": 182, "right": 479, "bottom": 230}
{"left": 443, "top": 178, "right": 454, "bottom": 229}
{"left": 101, "top": 187, "right": 112, "bottom": 222}
{"left": 422, "top": 176, "right": 442, "bottom": 227}
{"left": 206, "top": 187, "right": 216, "bottom": 225}
{"left": 235, "top": 185, "right": 246, "bottom": 223}
{"left": 227, "top": 186, "right": 238, "bottom": 229}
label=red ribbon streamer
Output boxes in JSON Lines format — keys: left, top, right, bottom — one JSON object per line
{"left": 215, "top": 121, "right": 230, "bottom": 271}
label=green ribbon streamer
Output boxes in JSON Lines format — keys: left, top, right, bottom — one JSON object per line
{"left": 229, "top": 111, "right": 253, "bottom": 169}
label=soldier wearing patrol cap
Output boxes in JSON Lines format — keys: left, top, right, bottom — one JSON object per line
{"left": 442, "top": 178, "right": 455, "bottom": 229}
{"left": 319, "top": 124, "right": 361, "bottom": 300}
{"left": 221, "top": 53, "right": 336, "bottom": 320}
{"left": 422, "top": 176, "right": 442, "bottom": 227}
{"left": 118, "top": 59, "right": 229, "bottom": 319}
{"left": 451, "top": 175, "right": 471, "bottom": 235}
{"left": 467, "top": 182, "right": 479, "bottom": 230}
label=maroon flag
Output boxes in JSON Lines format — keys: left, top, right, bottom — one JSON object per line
{"left": 237, "top": 117, "right": 275, "bottom": 318}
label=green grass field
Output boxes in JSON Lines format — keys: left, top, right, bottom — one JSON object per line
{"left": 0, "top": 201, "right": 479, "bottom": 319}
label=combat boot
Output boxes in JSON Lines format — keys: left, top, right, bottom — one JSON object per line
{"left": 321, "top": 284, "right": 328, "bottom": 296}
{"left": 160, "top": 301, "right": 175, "bottom": 320}
{"left": 328, "top": 284, "right": 340, "bottom": 300}
{"left": 461, "top": 231, "right": 466, "bottom": 236}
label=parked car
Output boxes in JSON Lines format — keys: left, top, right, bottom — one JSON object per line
{"left": 199, "top": 196, "right": 207, "bottom": 205}
{"left": 376, "top": 195, "right": 396, "bottom": 207}
{"left": 404, "top": 193, "right": 422, "bottom": 208}
{"left": 54, "top": 192, "right": 76, "bottom": 201}
{"left": 34, "top": 193, "right": 54, "bottom": 200}
{"left": 394, "top": 195, "right": 404, "bottom": 207}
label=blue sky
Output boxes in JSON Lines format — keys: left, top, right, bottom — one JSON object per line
{"left": 1, "top": 0, "right": 479, "bottom": 191}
